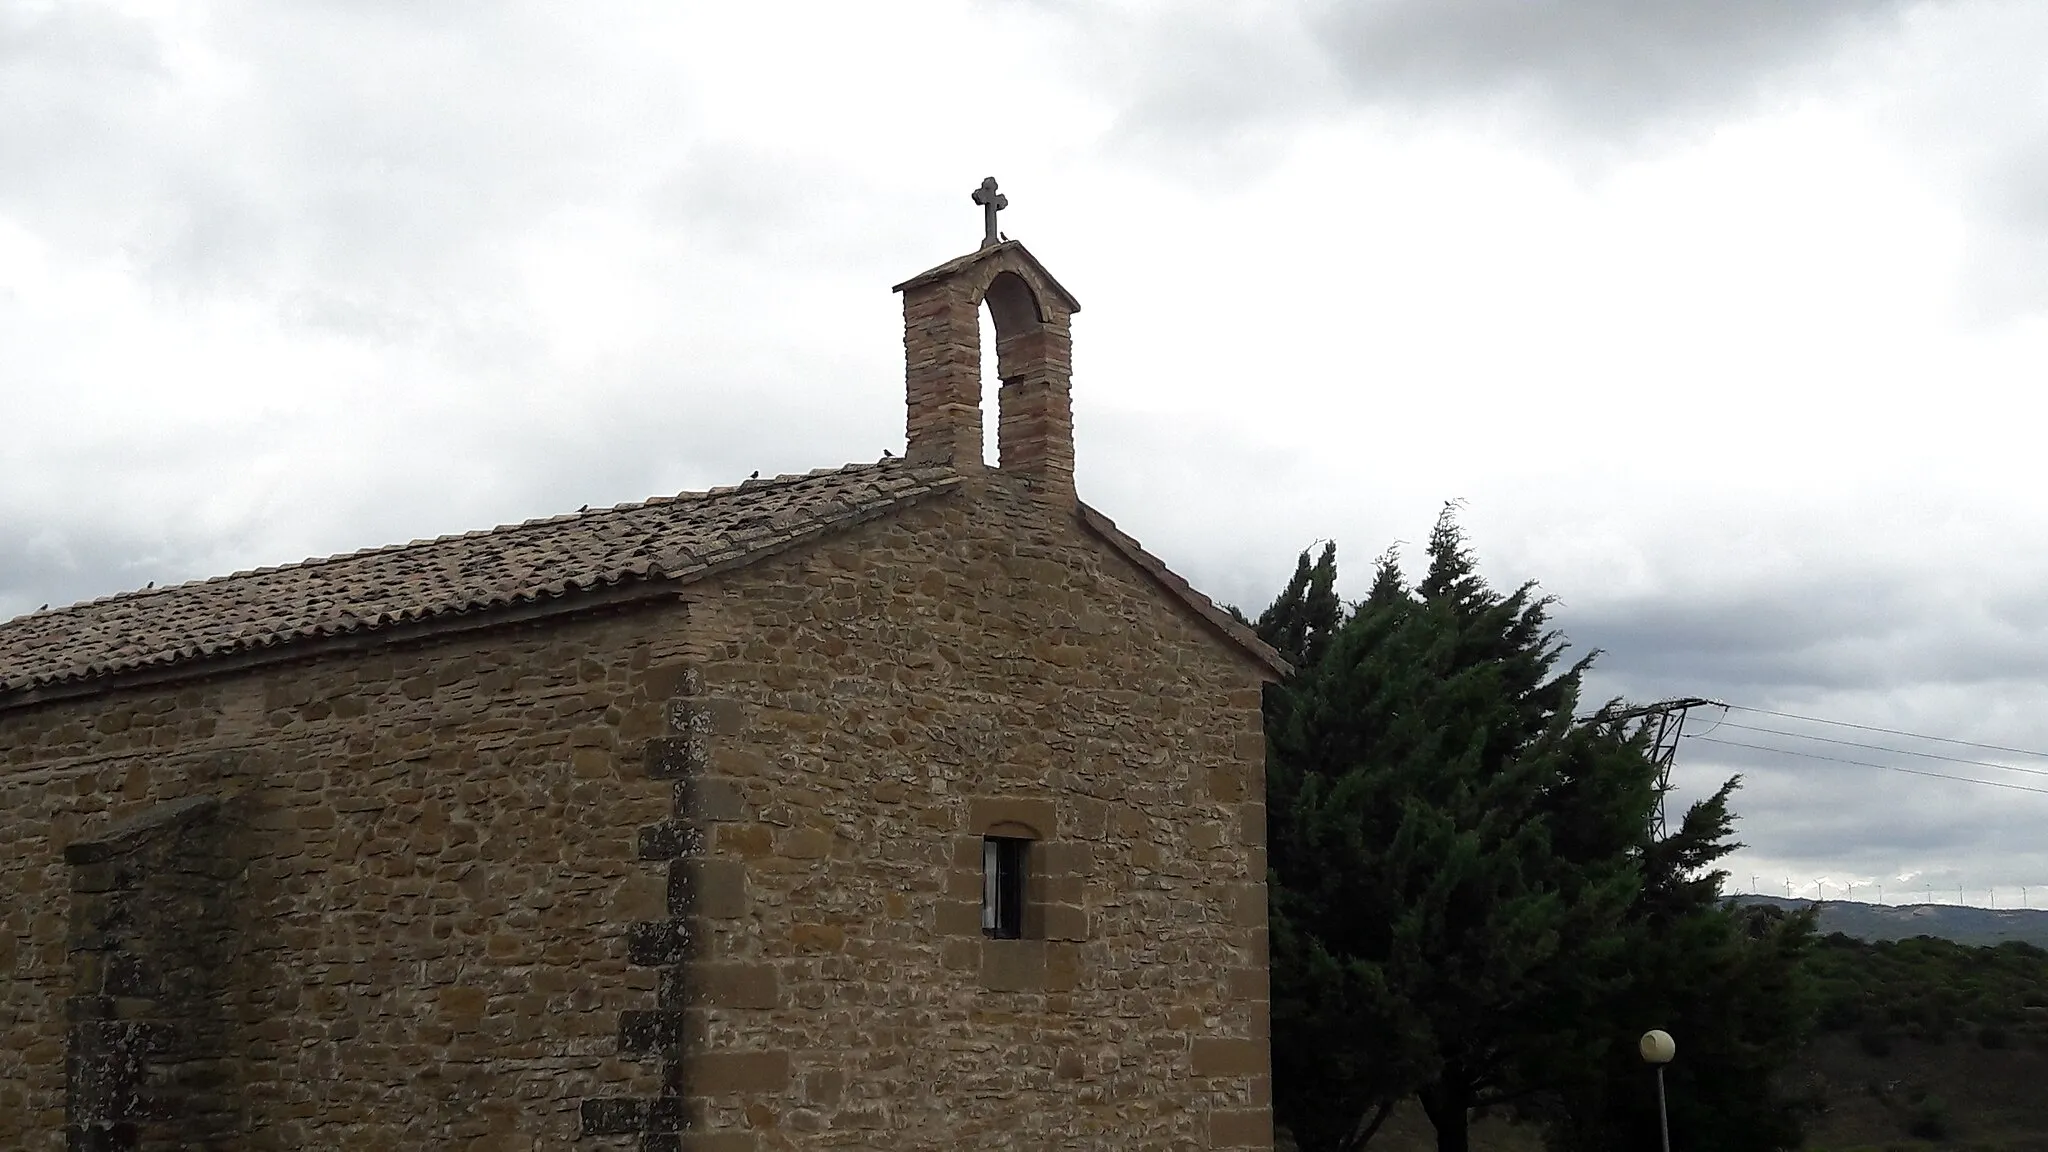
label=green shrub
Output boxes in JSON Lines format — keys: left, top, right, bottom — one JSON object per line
{"left": 1819, "top": 997, "right": 1865, "bottom": 1031}
{"left": 1905, "top": 1096, "right": 1952, "bottom": 1141}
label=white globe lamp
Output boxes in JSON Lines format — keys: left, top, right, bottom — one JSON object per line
{"left": 1640, "top": 1029, "right": 1675, "bottom": 1152}
{"left": 1639, "top": 1029, "right": 1676, "bottom": 1065}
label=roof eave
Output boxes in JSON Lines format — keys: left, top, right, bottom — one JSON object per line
{"left": 1076, "top": 503, "right": 1292, "bottom": 681}
{"left": 0, "top": 477, "right": 963, "bottom": 714}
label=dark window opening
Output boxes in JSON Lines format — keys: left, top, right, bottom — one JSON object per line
{"left": 982, "top": 836, "right": 1027, "bottom": 939}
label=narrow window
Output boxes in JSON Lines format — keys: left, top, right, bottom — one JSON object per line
{"left": 982, "top": 836, "right": 1027, "bottom": 939}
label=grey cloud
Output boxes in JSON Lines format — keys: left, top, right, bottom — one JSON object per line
{"left": 1564, "top": 573, "right": 2048, "bottom": 892}
{"left": 0, "top": 515, "right": 226, "bottom": 621}
{"left": 1, "top": 2, "right": 635, "bottom": 312}
{"left": 0, "top": 340, "right": 899, "bottom": 625}
{"left": 1310, "top": 0, "right": 1917, "bottom": 139}
{"left": 1983, "top": 126, "right": 2048, "bottom": 236}
{"left": 1569, "top": 577, "right": 2048, "bottom": 707}
{"left": 1659, "top": 731, "right": 2048, "bottom": 893}
{"left": 650, "top": 144, "right": 932, "bottom": 267}
{"left": 1091, "top": 0, "right": 1923, "bottom": 165}
{"left": 0, "top": 0, "right": 921, "bottom": 629}
{"left": 1954, "top": 124, "right": 2048, "bottom": 316}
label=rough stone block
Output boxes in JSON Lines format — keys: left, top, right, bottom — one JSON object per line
{"left": 667, "top": 688, "right": 749, "bottom": 733}
{"left": 672, "top": 697, "right": 746, "bottom": 737}
{"left": 618, "top": 1010, "right": 686, "bottom": 1054}
{"left": 714, "top": 824, "right": 772, "bottom": 858}
{"left": 1229, "top": 884, "right": 1268, "bottom": 928}
{"left": 690, "top": 963, "right": 779, "bottom": 1010}
{"left": 643, "top": 735, "right": 707, "bottom": 780}
{"left": 777, "top": 828, "right": 831, "bottom": 859}
{"left": 642, "top": 661, "right": 701, "bottom": 702}
{"left": 687, "top": 1050, "right": 790, "bottom": 1095}
{"left": 1191, "top": 1037, "right": 1268, "bottom": 1078}
{"left": 637, "top": 822, "right": 705, "bottom": 861}
{"left": 1209, "top": 1108, "right": 1273, "bottom": 1147}
{"left": 1227, "top": 966, "right": 1269, "bottom": 1002}
{"left": 1206, "top": 766, "right": 1245, "bottom": 803}
{"left": 1248, "top": 1072, "right": 1274, "bottom": 1106}
{"left": 1043, "top": 903, "right": 1088, "bottom": 942}
{"left": 1045, "top": 942, "right": 1081, "bottom": 993}
{"left": 677, "top": 858, "right": 746, "bottom": 920}
{"left": 100, "top": 954, "right": 152, "bottom": 999}
{"left": 1239, "top": 802, "right": 1267, "bottom": 847}
{"left": 940, "top": 938, "right": 980, "bottom": 972}
{"left": 679, "top": 776, "right": 745, "bottom": 823}
{"left": 935, "top": 900, "right": 981, "bottom": 938}
{"left": 681, "top": 1133, "right": 758, "bottom": 1152}
{"left": 579, "top": 1097, "right": 649, "bottom": 1136}
{"left": 627, "top": 920, "right": 694, "bottom": 967}
{"left": 1247, "top": 927, "right": 1270, "bottom": 965}
{"left": 1040, "top": 840, "right": 1093, "bottom": 876}
{"left": 969, "top": 796, "right": 1056, "bottom": 838}
{"left": 981, "top": 941, "right": 1046, "bottom": 992}
{"left": 949, "top": 835, "right": 984, "bottom": 869}
{"left": 1069, "top": 795, "right": 1109, "bottom": 840}
{"left": 646, "top": 1096, "right": 687, "bottom": 1134}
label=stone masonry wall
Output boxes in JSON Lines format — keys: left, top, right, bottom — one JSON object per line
{"left": 1, "top": 607, "right": 690, "bottom": 1149}
{"left": 644, "top": 475, "right": 1275, "bottom": 1150}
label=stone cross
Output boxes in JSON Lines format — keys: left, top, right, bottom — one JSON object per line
{"left": 972, "top": 177, "right": 1007, "bottom": 248}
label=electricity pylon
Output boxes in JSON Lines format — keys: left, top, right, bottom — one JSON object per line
{"left": 1591, "top": 697, "right": 1724, "bottom": 840}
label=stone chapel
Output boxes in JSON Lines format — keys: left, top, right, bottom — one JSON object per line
{"left": 0, "top": 191, "right": 1287, "bottom": 1151}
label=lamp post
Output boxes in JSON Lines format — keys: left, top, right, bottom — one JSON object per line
{"left": 1640, "top": 1029, "right": 1676, "bottom": 1152}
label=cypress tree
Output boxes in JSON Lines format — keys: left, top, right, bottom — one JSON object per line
{"left": 1255, "top": 542, "right": 1341, "bottom": 672}
{"left": 1268, "top": 509, "right": 1654, "bottom": 1152}
{"left": 1532, "top": 777, "right": 1818, "bottom": 1152}
{"left": 1264, "top": 510, "right": 1814, "bottom": 1151}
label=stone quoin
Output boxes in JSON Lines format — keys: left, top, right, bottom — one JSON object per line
{"left": 0, "top": 188, "right": 1286, "bottom": 1151}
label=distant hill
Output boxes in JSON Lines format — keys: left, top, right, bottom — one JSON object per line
{"left": 1732, "top": 894, "right": 2048, "bottom": 948}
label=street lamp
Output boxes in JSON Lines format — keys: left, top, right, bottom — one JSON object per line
{"left": 1640, "top": 1029, "right": 1676, "bottom": 1152}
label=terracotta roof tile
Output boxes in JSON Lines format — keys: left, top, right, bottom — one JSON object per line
{"left": 1, "top": 461, "right": 956, "bottom": 698}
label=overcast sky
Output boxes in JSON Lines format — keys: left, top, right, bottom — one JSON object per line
{"left": 7, "top": 0, "right": 2048, "bottom": 906}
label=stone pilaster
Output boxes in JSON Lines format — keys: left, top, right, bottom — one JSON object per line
{"left": 63, "top": 795, "right": 235, "bottom": 1151}
{"left": 582, "top": 666, "right": 760, "bottom": 1151}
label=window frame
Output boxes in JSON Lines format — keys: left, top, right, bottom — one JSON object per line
{"left": 981, "top": 835, "right": 1028, "bottom": 940}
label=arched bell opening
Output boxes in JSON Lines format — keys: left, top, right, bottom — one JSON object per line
{"left": 977, "top": 271, "right": 1047, "bottom": 466}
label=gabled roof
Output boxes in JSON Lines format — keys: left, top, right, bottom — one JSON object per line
{"left": 0, "top": 461, "right": 956, "bottom": 704}
{"left": 0, "top": 459, "right": 1288, "bottom": 709}
{"left": 890, "top": 240, "right": 1083, "bottom": 313}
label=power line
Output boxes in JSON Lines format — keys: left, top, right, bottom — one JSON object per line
{"left": 1711, "top": 720, "right": 2048, "bottom": 780}
{"left": 1724, "top": 704, "right": 2048, "bottom": 761}
{"left": 1685, "top": 734, "right": 2048, "bottom": 797}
